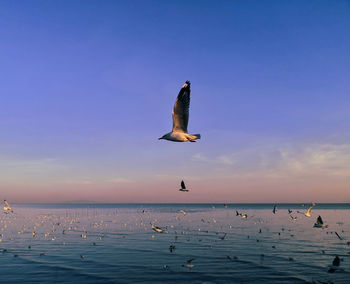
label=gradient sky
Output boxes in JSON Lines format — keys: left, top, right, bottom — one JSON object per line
{"left": 1, "top": 0, "right": 349, "bottom": 203}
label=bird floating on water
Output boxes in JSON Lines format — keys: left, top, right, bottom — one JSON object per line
{"left": 159, "top": 81, "right": 201, "bottom": 142}
{"left": 182, "top": 258, "right": 195, "bottom": 269}
{"left": 219, "top": 233, "right": 227, "bottom": 240}
{"left": 169, "top": 245, "right": 175, "bottom": 253}
{"left": 328, "top": 256, "right": 341, "bottom": 273}
{"left": 179, "top": 180, "right": 189, "bottom": 192}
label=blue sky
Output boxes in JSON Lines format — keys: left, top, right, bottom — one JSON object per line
{"left": 0, "top": 0, "right": 349, "bottom": 203}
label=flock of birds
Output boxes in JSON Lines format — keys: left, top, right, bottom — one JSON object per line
{"left": 1, "top": 200, "right": 349, "bottom": 283}
{"left": 1, "top": 81, "right": 348, "bottom": 283}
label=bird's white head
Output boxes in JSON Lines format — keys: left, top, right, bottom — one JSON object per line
{"left": 158, "top": 133, "right": 172, "bottom": 140}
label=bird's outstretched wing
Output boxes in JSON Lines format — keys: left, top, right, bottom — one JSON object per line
{"left": 181, "top": 180, "right": 186, "bottom": 189}
{"left": 317, "top": 216, "right": 323, "bottom": 225}
{"left": 172, "top": 81, "right": 191, "bottom": 133}
{"left": 306, "top": 203, "right": 315, "bottom": 215}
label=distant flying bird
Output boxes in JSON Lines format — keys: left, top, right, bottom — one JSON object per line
{"left": 179, "top": 180, "right": 189, "bottom": 192}
{"left": 314, "top": 215, "right": 328, "bottom": 228}
{"left": 3, "top": 200, "right": 13, "bottom": 213}
{"left": 288, "top": 209, "right": 293, "bottom": 214}
{"left": 151, "top": 224, "right": 165, "bottom": 233}
{"left": 272, "top": 204, "right": 277, "bottom": 214}
{"left": 305, "top": 203, "right": 315, "bottom": 217}
{"left": 235, "top": 210, "right": 247, "bottom": 218}
{"left": 159, "top": 81, "right": 201, "bottom": 142}
{"left": 334, "top": 232, "right": 343, "bottom": 240}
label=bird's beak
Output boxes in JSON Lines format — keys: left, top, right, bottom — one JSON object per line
{"left": 158, "top": 137, "right": 163, "bottom": 140}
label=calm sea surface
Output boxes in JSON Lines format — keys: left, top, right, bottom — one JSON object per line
{"left": 0, "top": 203, "right": 349, "bottom": 283}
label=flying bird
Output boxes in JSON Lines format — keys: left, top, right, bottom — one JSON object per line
{"left": 305, "top": 203, "right": 315, "bottom": 217}
{"left": 272, "top": 204, "right": 277, "bottom": 214}
{"left": 235, "top": 210, "right": 247, "bottom": 218}
{"left": 152, "top": 224, "right": 165, "bottom": 233}
{"left": 334, "top": 231, "right": 343, "bottom": 240}
{"left": 3, "top": 200, "right": 13, "bottom": 213}
{"left": 179, "top": 180, "right": 189, "bottom": 192}
{"left": 314, "top": 215, "right": 328, "bottom": 228}
{"left": 290, "top": 216, "right": 297, "bottom": 221}
{"left": 159, "top": 81, "right": 201, "bottom": 142}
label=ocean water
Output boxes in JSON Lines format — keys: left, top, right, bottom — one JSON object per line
{"left": 0, "top": 203, "right": 349, "bottom": 284}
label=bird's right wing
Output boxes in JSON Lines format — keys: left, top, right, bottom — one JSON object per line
{"left": 172, "top": 81, "right": 191, "bottom": 133}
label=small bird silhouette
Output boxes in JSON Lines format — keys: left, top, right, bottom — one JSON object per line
{"left": 179, "top": 180, "right": 189, "bottom": 192}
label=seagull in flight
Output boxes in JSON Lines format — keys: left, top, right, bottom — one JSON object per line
{"left": 313, "top": 215, "right": 328, "bottom": 228}
{"left": 305, "top": 203, "right": 315, "bottom": 217}
{"left": 236, "top": 211, "right": 247, "bottom": 218}
{"left": 179, "top": 180, "right": 189, "bottom": 192}
{"left": 159, "top": 81, "right": 201, "bottom": 142}
{"left": 151, "top": 224, "right": 165, "bottom": 233}
{"left": 3, "top": 200, "right": 13, "bottom": 213}
{"left": 290, "top": 215, "right": 297, "bottom": 221}
{"left": 272, "top": 204, "right": 277, "bottom": 214}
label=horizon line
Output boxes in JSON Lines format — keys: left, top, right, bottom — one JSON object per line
{"left": 11, "top": 202, "right": 350, "bottom": 205}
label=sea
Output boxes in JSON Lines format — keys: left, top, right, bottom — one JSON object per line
{"left": 0, "top": 203, "right": 349, "bottom": 284}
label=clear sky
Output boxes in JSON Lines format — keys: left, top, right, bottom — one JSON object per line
{"left": 1, "top": 0, "right": 349, "bottom": 203}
